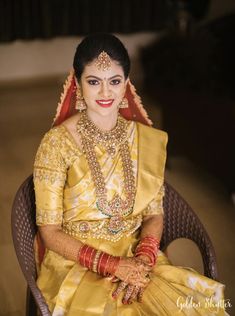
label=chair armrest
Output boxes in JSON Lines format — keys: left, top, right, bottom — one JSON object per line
{"left": 161, "top": 181, "right": 218, "bottom": 280}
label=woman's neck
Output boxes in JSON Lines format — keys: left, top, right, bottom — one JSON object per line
{"left": 86, "top": 110, "right": 118, "bottom": 131}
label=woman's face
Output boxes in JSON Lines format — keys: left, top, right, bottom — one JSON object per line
{"left": 80, "top": 58, "right": 127, "bottom": 119}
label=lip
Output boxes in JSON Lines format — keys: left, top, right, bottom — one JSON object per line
{"left": 96, "top": 99, "right": 114, "bottom": 108}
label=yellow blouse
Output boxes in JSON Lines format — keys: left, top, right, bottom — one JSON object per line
{"left": 34, "top": 120, "right": 167, "bottom": 243}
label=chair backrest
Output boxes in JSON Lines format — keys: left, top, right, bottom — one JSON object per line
{"left": 11, "top": 175, "right": 218, "bottom": 315}
{"left": 11, "top": 175, "right": 51, "bottom": 316}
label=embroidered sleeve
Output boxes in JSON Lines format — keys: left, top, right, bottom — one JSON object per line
{"left": 33, "top": 127, "right": 67, "bottom": 226}
{"left": 142, "top": 184, "right": 165, "bottom": 216}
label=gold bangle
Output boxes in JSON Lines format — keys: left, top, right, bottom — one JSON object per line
{"left": 92, "top": 250, "right": 101, "bottom": 273}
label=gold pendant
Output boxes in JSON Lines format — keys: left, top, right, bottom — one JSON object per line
{"left": 108, "top": 215, "right": 125, "bottom": 234}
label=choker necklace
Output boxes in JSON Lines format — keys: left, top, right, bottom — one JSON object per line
{"left": 76, "top": 112, "right": 128, "bottom": 157}
{"left": 76, "top": 112, "right": 136, "bottom": 234}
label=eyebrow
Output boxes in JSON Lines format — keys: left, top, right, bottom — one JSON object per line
{"left": 85, "top": 75, "right": 123, "bottom": 80}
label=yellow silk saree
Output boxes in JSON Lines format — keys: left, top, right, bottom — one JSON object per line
{"left": 34, "top": 120, "right": 226, "bottom": 315}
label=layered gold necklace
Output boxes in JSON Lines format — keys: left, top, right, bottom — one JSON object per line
{"left": 76, "top": 112, "right": 136, "bottom": 234}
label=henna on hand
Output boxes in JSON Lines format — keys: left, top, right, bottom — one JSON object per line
{"left": 114, "top": 257, "right": 151, "bottom": 287}
{"left": 112, "top": 279, "right": 151, "bottom": 304}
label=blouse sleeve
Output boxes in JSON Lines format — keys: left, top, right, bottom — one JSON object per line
{"left": 33, "top": 128, "right": 67, "bottom": 226}
{"left": 142, "top": 184, "right": 165, "bottom": 216}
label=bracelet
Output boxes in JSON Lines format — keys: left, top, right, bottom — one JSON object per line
{"left": 77, "top": 244, "right": 120, "bottom": 277}
{"left": 107, "top": 256, "right": 121, "bottom": 275}
{"left": 97, "top": 251, "right": 107, "bottom": 275}
{"left": 103, "top": 254, "right": 111, "bottom": 276}
{"left": 136, "top": 241, "right": 159, "bottom": 249}
{"left": 135, "top": 248, "right": 156, "bottom": 258}
{"left": 92, "top": 250, "right": 102, "bottom": 273}
{"left": 135, "top": 251, "right": 156, "bottom": 266}
{"left": 134, "top": 235, "right": 160, "bottom": 267}
{"left": 136, "top": 244, "right": 158, "bottom": 253}
{"left": 89, "top": 248, "right": 96, "bottom": 270}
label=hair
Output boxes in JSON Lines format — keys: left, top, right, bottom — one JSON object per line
{"left": 73, "top": 33, "right": 130, "bottom": 80}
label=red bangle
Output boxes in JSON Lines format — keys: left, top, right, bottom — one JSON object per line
{"left": 142, "top": 235, "right": 160, "bottom": 241}
{"left": 98, "top": 252, "right": 108, "bottom": 275}
{"left": 135, "top": 235, "right": 160, "bottom": 266}
{"left": 78, "top": 245, "right": 91, "bottom": 267}
{"left": 78, "top": 244, "right": 120, "bottom": 277}
{"left": 106, "top": 256, "right": 120, "bottom": 276}
{"left": 84, "top": 246, "right": 93, "bottom": 267}
{"left": 136, "top": 244, "right": 159, "bottom": 252}
{"left": 140, "top": 236, "right": 160, "bottom": 247}
{"left": 135, "top": 248, "right": 156, "bottom": 258}
{"left": 135, "top": 250, "right": 156, "bottom": 265}
{"left": 88, "top": 248, "right": 96, "bottom": 270}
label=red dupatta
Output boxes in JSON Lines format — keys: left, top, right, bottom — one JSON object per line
{"left": 52, "top": 70, "right": 152, "bottom": 127}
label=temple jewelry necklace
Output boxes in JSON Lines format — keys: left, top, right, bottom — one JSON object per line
{"left": 77, "top": 111, "right": 128, "bottom": 156}
{"left": 76, "top": 111, "right": 136, "bottom": 234}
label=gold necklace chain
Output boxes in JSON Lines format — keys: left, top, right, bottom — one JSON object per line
{"left": 76, "top": 112, "right": 136, "bottom": 234}
{"left": 77, "top": 112, "right": 128, "bottom": 156}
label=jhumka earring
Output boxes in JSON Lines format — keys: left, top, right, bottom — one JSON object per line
{"left": 75, "top": 88, "right": 86, "bottom": 111}
{"left": 119, "top": 97, "right": 129, "bottom": 109}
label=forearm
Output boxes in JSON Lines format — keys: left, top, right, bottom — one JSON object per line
{"left": 39, "top": 225, "right": 83, "bottom": 262}
{"left": 140, "top": 214, "right": 163, "bottom": 241}
{"left": 135, "top": 214, "right": 163, "bottom": 265}
{"left": 39, "top": 224, "right": 149, "bottom": 286}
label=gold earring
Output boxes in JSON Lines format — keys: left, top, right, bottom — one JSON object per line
{"left": 119, "top": 97, "right": 128, "bottom": 109}
{"left": 75, "top": 89, "right": 86, "bottom": 111}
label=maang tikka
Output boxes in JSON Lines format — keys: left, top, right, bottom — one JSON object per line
{"left": 95, "top": 51, "right": 111, "bottom": 71}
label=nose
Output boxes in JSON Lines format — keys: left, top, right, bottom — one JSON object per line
{"left": 99, "top": 80, "right": 111, "bottom": 98}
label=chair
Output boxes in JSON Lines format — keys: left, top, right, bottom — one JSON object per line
{"left": 11, "top": 175, "right": 218, "bottom": 316}
{"left": 11, "top": 175, "right": 50, "bottom": 316}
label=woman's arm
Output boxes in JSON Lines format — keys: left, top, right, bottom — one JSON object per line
{"left": 39, "top": 225, "right": 83, "bottom": 261}
{"left": 136, "top": 214, "right": 163, "bottom": 266}
{"left": 39, "top": 224, "right": 150, "bottom": 287}
{"left": 140, "top": 214, "right": 163, "bottom": 240}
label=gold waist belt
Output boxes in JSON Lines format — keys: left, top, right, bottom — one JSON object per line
{"left": 62, "top": 215, "right": 142, "bottom": 242}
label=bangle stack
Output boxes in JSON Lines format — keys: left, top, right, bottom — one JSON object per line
{"left": 77, "top": 245, "right": 120, "bottom": 276}
{"left": 135, "top": 235, "right": 160, "bottom": 267}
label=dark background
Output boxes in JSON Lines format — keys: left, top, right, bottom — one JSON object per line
{"left": 1, "top": 0, "right": 235, "bottom": 193}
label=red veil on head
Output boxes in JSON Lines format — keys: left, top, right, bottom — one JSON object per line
{"left": 52, "top": 70, "right": 152, "bottom": 127}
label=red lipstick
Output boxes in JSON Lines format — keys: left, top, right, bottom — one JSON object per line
{"left": 96, "top": 99, "right": 114, "bottom": 108}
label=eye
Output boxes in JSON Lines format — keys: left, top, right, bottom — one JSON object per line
{"left": 87, "top": 80, "right": 99, "bottom": 85}
{"left": 110, "top": 79, "right": 121, "bottom": 85}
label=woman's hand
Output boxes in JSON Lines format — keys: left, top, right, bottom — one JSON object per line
{"left": 112, "top": 280, "right": 150, "bottom": 304}
{"left": 114, "top": 257, "right": 151, "bottom": 287}
{"left": 122, "top": 256, "right": 153, "bottom": 304}
{"left": 112, "top": 256, "right": 152, "bottom": 304}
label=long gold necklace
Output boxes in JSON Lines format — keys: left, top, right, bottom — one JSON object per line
{"left": 76, "top": 112, "right": 136, "bottom": 234}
